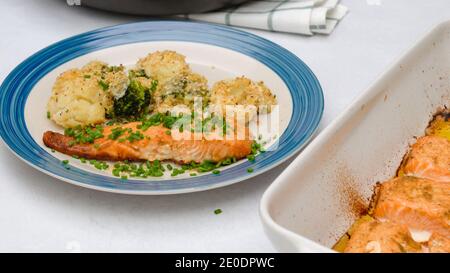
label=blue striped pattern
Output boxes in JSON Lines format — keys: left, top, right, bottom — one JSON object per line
{"left": 0, "top": 20, "right": 323, "bottom": 194}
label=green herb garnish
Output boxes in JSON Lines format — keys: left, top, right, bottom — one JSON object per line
{"left": 64, "top": 125, "right": 104, "bottom": 145}
{"left": 108, "top": 127, "right": 125, "bottom": 140}
{"left": 247, "top": 154, "right": 255, "bottom": 162}
{"left": 127, "top": 130, "right": 144, "bottom": 142}
{"left": 98, "top": 80, "right": 109, "bottom": 91}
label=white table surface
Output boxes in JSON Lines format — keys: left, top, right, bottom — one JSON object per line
{"left": 1, "top": 0, "right": 449, "bottom": 253}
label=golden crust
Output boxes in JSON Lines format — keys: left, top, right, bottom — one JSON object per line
{"left": 136, "top": 50, "right": 190, "bottom": 85}
{"left": 210, "top": 76, "right": 277, "bottom": 112}
{"left": 47, "top": 61, "right": 128, "bottom": 128}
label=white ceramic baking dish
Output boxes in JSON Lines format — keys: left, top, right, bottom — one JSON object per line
{"left": 260, "top": 20, "right": 450, "bottom": 252}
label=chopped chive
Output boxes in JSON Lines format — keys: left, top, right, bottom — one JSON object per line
{"left": 47, "top": 111, "right": 51, "bottom": 119}
{"left": 62, "top": 160, "right": 69, "bottom": 165}
{"left": 126, "top": 130, "right": 144, "bottom": 142}
{"left": 190, "top": 173, "right": 197, "bottom": 176}
{"left": 214, "top": 209, "right": 222, "bottom": 215}
{"left": 247, "top": 154, "right": 255, "bottom": 162}
{"left": 247, "top": 168, "right": 254, "bottom": 173}
{"left": 112, "top": 169, "right": 121, "bottom": 177}
{"left": 212, "top": 170, "right": 220, "bottom": 175}
{"left": 64, "top": 125, "right": 104, "bottom": 145}
{"left": 98, "top": 80, "right": 109, "bottom": 91}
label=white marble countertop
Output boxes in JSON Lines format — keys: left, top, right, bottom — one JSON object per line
{"left": 1, "top": 0, "right": 449, "bottom": 252}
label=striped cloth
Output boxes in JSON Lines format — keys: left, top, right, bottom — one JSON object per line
{"left": 182, "top": 0, "right": 348, "bottom": 36}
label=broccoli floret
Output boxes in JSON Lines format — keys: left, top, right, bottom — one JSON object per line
{"left": 128, "top": 69, "right": 148, "bottom": 79}
{"left": 112, "top": 78, "right": 157, "bottom": 119}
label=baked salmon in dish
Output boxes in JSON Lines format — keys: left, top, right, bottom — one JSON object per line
{"left": 399, "top": 135, "right": 450, "bottom": 182}
{"left": 43, "top": 122, "right": 253, "bottom": 164}
{"left": 343, "top": 217, "right": 450, "bottom": 253}
{"left": 427, "top": 233, "right": 450, "bottom": 253}
{"left": 372, "top": 176, "right": 450, "bottom": 237}
{"left": 344, "top": 217, "right": 422, "bottom": 253}
{"left": 334, "top": 111, "right": 450, "bottom": 253}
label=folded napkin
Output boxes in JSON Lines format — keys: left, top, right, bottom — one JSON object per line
{"left": 181, "top": 0, "right": 348, "bottom": 36}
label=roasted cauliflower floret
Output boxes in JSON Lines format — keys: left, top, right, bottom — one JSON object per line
{"left": 208, "top": 76, "right": 277, "bottom": 124}
{"left": 154, "top": 72, "right": 210, "bottom": 113}
{"left": 136, "top": 51, "right": 210, "bottom": 113}
{"left": 136, "top": 50, "right": 190, "bottom": 85}
{"left": 47, "top": 61, "right": 128, "bottom": 128}
{"left": 210, "top": 76, "right": 277, "bottom": 113}
{"left": 82, "top": 62, "right": 129, "bottom": 98}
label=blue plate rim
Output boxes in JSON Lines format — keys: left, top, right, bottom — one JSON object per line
{"left": 0, "top": 20, "right": 324, "bottom": 194}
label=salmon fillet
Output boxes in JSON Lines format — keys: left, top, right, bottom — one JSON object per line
{"left": 400, "top": 136, "right": 450, "bottom": 182}
{"left": 427, "top": 233, "right": 450, "bottom": 253}
{"left": 373, "top": 176, "right": 450, "bottom": 237}
{"left": 344, "top": 217, "right": 450, "bottom": 253}
{"left": 344, "top": 218, "right": 422, "bottom": 253}
{"left": 43, "top": 122, "right": 252, "bottom": 163}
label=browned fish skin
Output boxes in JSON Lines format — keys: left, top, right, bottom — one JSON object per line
{"left": 43, "top": 122, "right": 253, "bottom": 163}
{"left": 43, "top": 131, "right": 142, "bottom": 162}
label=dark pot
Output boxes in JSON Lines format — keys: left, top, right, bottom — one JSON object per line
{"left": 82, "top": 0, "right": 250, "bottom": 16}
